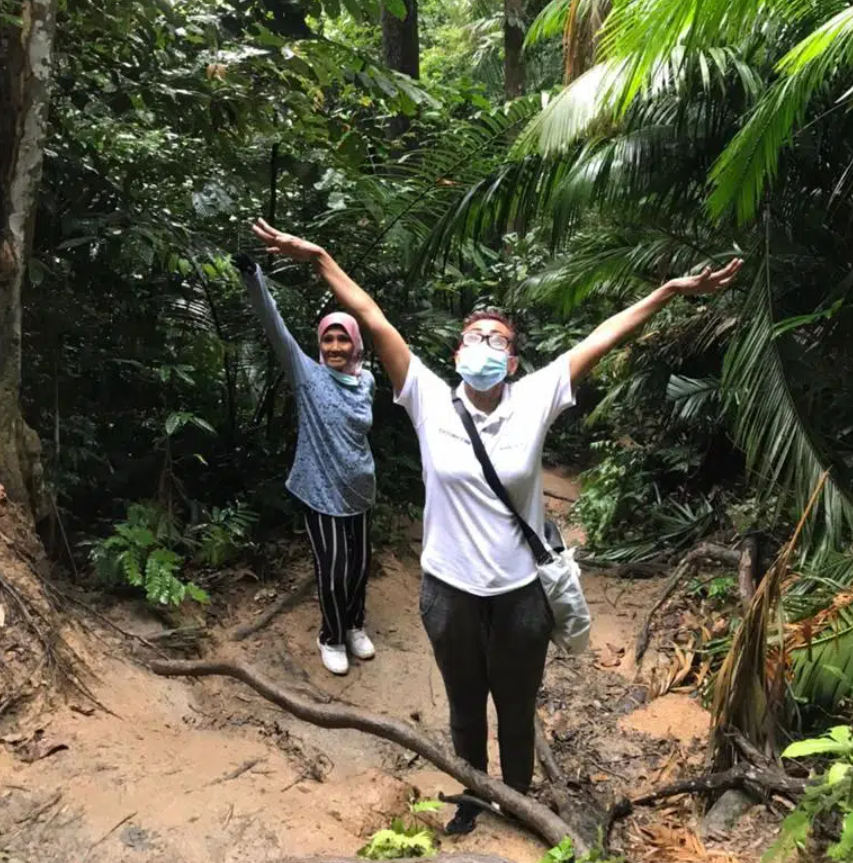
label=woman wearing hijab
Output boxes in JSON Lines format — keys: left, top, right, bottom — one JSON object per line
{"left": 234, "top": 252, "right": 376, "bottom": 676}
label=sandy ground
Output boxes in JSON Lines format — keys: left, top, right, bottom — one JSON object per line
{"left": 0, "top": 470, "right": 770, "bottom": 863}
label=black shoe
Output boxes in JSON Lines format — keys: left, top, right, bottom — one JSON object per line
{"left": 445, "top": 802, "right": 479, "bottom": 835}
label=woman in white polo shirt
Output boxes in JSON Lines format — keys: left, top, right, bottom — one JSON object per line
{"left": 251, "top": 217, "right": 742, "bottom": 833}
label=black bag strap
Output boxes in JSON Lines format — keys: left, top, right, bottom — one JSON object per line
{"left": 452, "top": 396, "right": 553, "bottom": 566}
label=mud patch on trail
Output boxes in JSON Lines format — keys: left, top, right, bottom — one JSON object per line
{"left": 619, "top": 693, "right": 710, "bottom": 746}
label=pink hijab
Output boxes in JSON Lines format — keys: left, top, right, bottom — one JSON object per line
{"left": 317, "top": 312, "right": 364, "bottom": 376}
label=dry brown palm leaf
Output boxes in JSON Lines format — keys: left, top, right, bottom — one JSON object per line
{"left": 710, "top": 471, "right": 829, "bottom": 770}
{"left": 632, "top": 821, "right": 748, "bottom": 863}
{"left": 783, "top": 589, "right": 853, "bottom": 651}
{"left": 649, "top": 637, "right": 699, "bottom": 697}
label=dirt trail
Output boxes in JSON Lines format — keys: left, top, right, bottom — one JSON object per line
{"left": 0, "top": 470, "right": 727, "bottom": 863}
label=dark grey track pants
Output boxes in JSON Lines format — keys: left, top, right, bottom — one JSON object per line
{"left": 419, "top": 572, "right": 552, "bottom": 793}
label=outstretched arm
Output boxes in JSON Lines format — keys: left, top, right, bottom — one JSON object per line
{"left": 568, "top": 258, "right": 743, "bottom": 383}
{"left": 234, "top": 252, "right": 311, "bottom": 382}
{"left": 251, "top": 219, "right": 411, "bottom": 394}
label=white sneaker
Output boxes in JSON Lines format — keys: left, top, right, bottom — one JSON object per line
{"left": 346, "top": 628, "right": 376, "bottom": 660}
{"left": 317, "top": 639, "right": 349, "bottom": 675}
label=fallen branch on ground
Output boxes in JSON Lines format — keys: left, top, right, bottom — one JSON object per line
{"left": 534, "top": 716, "right": 580, "bottom": 825}
{"left": 580, "top": 554, "right": 670, "bottom": 579}
{"left": 544, "top": 489, "right": 576, "bottom": 503}
{"left": 534, "top": 715, "right": 565, "bottom": 788}
{"left": 535, "top": 715, "right": 610, "bottom": 848}
{"left": 150, "top": 657, "right": 590, "bottom": 853}
{"left": 232, "top": 576, "right": 315, "bottom": 641}
{"left": 635, "top": 543, "right": 741, "bottom": 663}
{"left": 610, "top": 761, "right": 807, "bottom": 822}
{"left": 737, "top": 536, "right": 759, "bottom": 611}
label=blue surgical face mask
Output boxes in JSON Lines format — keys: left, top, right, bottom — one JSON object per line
{"left": 456, "top": 344, "right": 509, "bottom": 392}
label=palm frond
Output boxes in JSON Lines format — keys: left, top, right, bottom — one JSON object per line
{"left": 585, "top": 369, "right": 659, "bottom": 426}
{"left": 790, "top": 616, "right": 853, "bottom": 715}
{"left": 328, "top": 99, "right": 544, "bottom": 274}
{"left": 598, "top": 0, "right": 811, "bottom": 110}
{"left": 514, "top": 46, "right": 761, "bottom": 160}
{"left": 521, "top": 227, "right": 670, "bottom": 313}
{"left": 667, "top": 374, "right": 721, "bottom": 423}
{"left": 722, "top": 263, "right": 853, "bottom": 559}
{"left": 513, "top": 60, "right": 628, "bottom": 157}
{"left": 526, "top": 0, "right": 576, "bottom": 47}
{"left": 787, "top": 566, "right": 853, "bottom": 715}
{"left": 710, "top": 5, "right": 853, "bottom": 222}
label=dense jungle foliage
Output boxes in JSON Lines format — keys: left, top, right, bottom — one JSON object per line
{"left": 6, "top": 0, "right": 853, "bottom": 743}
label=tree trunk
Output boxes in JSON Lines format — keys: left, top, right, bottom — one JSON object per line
{"left": 381, "top": 0, "right": 419, "bottom": 139}
{"left": 504, "top": 0, "right": 526, "bottom": 99}
{"left": 562, "top": 0, "right": 608, "bottom": 83}
{"left": 0, "top": 0, "right": 57, "bottom": 520}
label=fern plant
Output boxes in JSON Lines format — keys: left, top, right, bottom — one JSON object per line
{"left": 89, "top": 503, "right": 208, "bottom": 607}
{"left": 764, "top": 726, "right": 853, "bottom": 862}
{"left": 188, "top": 502, "right": 258, "bottom": 567}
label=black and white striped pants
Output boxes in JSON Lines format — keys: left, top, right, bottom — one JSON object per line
{"left": 304, "top": 508, "right": 372, "bottom": 646}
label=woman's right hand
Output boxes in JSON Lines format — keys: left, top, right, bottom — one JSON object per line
{"left": 251, "top": 218, "right": 325, "bottom": 263}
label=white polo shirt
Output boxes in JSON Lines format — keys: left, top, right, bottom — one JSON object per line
{"left": 395, "top": 353, "right": 576, "bottom": 596}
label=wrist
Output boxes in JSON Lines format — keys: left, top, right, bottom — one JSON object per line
{"left": 313, "top": 247, "right": 332, "bottom": 269}
{"left": 657, "top": 281, "right": 679, "bottom": 303}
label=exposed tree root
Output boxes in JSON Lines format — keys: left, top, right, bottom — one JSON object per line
{"left": 635, "top": 543, "right": 740, "bottom": 663}
{"left": 150, "top": 657, "right": 590, "bottom": 853}
{"left": 232, "top": 574, "right": 315, "bottom": 641}
{"left": 610, "top": 761, "right": 807, "bottom": 823}
{"left": 580, "top": 554, "right": 670, "bottom": 580}
{"left": 737, "top": 536, "right": 759, "bottom": 610}
{"left": 0, "top": 562, "right": 99, "bottom": 718}
{"left": 534, "top": 715, "right": 609, "bottom": 851}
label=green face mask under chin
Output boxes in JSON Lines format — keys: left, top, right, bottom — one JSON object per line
{"left": 327, "top": 367, "right": 360, "bottom": 387}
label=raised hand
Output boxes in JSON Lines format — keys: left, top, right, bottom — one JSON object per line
{"left": 251, "top": 218, "right": 325, "bottom": 263}
{"left": 665, "top": 257, "right": 744, "bottom": 297}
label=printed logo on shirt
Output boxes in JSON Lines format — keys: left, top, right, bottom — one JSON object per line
{"left": 437, "top": 427, "right": 471, "bottom": 445}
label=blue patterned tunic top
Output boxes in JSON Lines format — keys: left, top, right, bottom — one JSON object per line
{"left": 242, "top": 264, "right": 376, "bottom": 516}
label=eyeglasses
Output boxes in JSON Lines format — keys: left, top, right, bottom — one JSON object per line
{"left": 461, "top": 331, "right": 511, "bottom": 351}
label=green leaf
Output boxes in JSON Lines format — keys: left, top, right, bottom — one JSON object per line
{"left": 185, "top": 583, "right": 210, "bottom": 604}
{"left": 28, "top": 258, "right": 48, "bottom": 287}
{"left": 165, "top": 412, "right": 188, "bottom": 436}
{"left": 189, "top": 415, "right": 216, "bottom": 434}
{"left": 830, "top": 726, "right": 853, "bottom": 745}
{"left": 538, "top": 836, "right": 574, "bottom": 863}
{"left": 409, "top": 799, "right": 443, "bottom": 813}
{"left": 772, "top": 300, "right": 844, "bottom": 338}
{"left": 827, "top": 762, "right": 851, "bottom": 785}
{"left": 829, "top": 811, "right": 853, "bottom": 860}
{"left": 783, "top": 728, "right": 853, "bottom": 758}
{"left": 762, "top": 808, "right": 811, "bottom": 862}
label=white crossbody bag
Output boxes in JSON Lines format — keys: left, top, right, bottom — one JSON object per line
{"left": 453, "top": 396, "right": 591, "bottom": 656}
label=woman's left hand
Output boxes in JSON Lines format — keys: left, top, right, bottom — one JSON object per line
{"left": 665, "top": 258, "right": 744, "bottom": 297}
